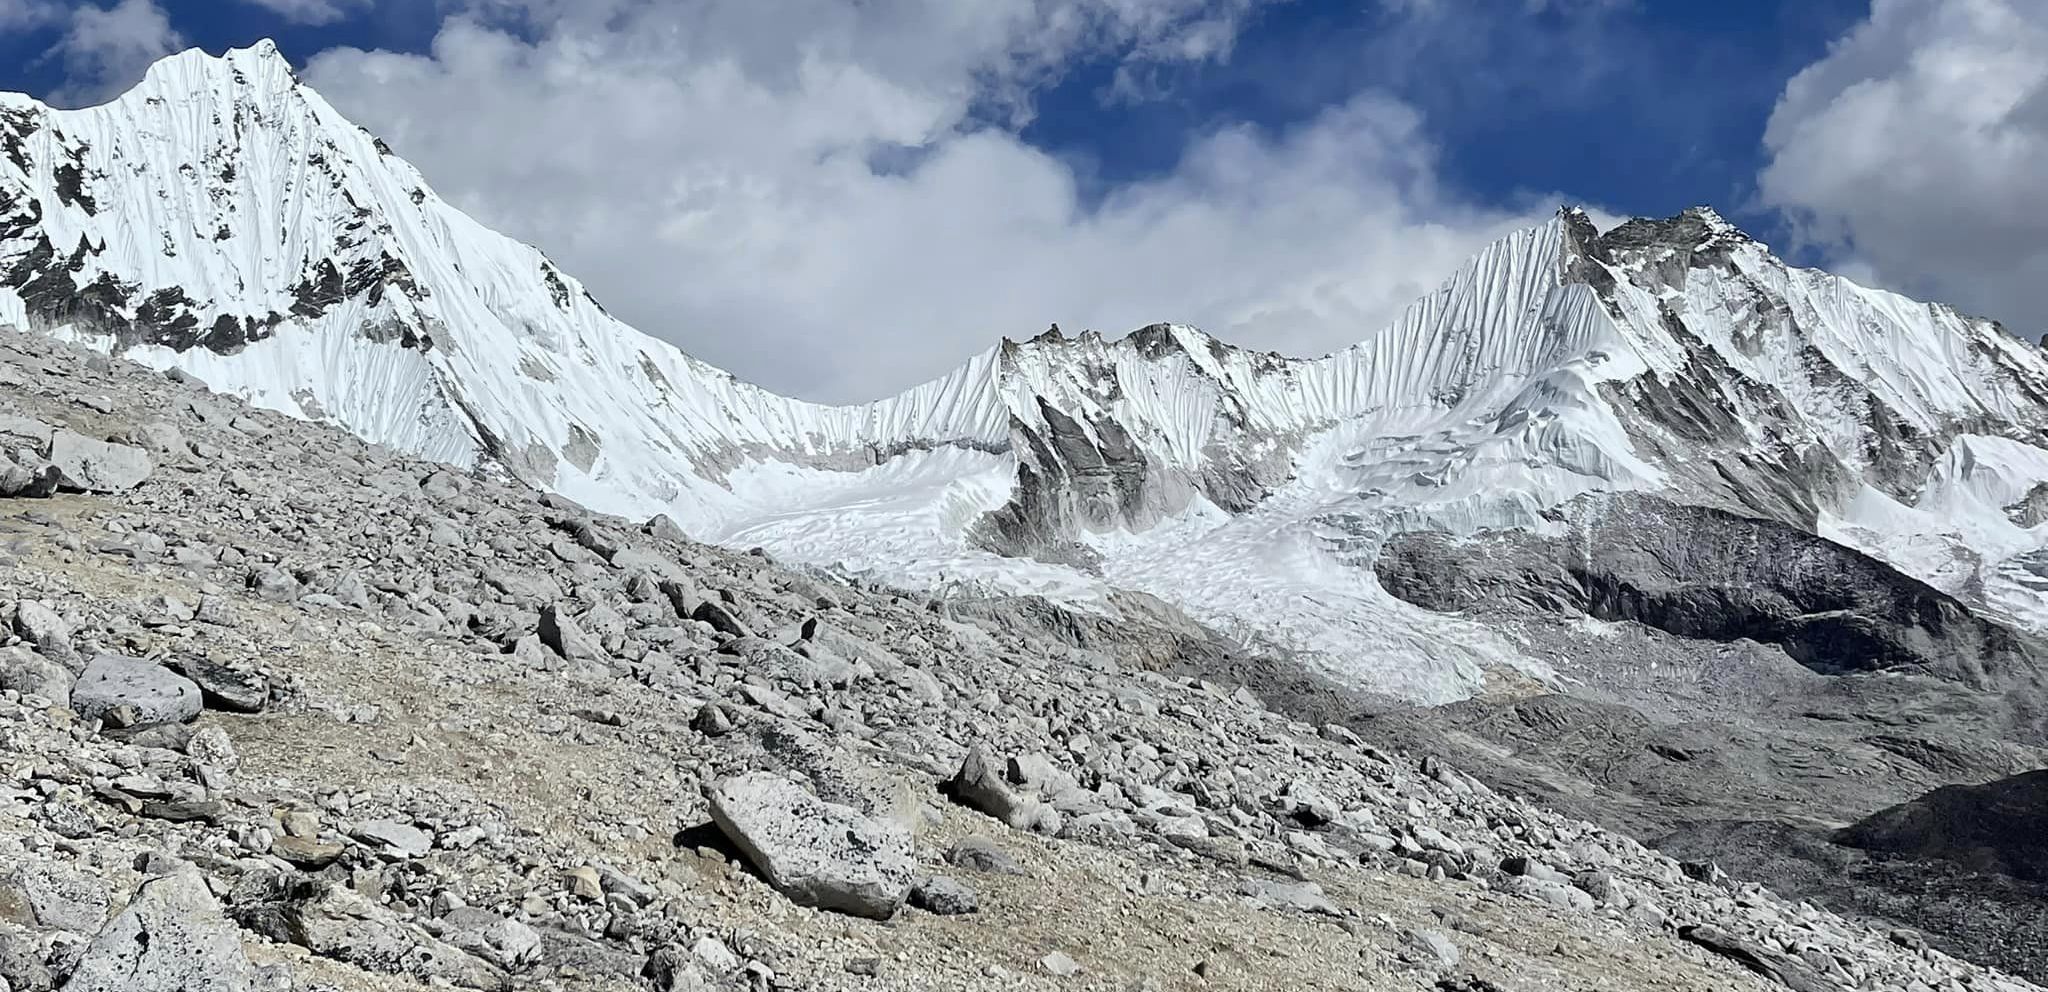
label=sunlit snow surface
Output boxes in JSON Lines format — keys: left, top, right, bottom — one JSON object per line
{"left": 1823, "top": 435, "right": 2048, "bottom": 635}
{"left": 8, "top": 44, "right": 2048, "bottom": 703}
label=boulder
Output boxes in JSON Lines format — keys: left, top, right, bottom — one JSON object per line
{"left": 234, "top": 876, "right": 503, "bottom": 989}
{"left": 947, "top": 746, "right": 1061, "bottom": 835}
{"left": 1680, "top": 925, "right": 1835, "bottom": 992}
{"left": 0, "top": 646, "right": 73, "bottom": 706}
{"left": 436, "top": 908, "right": 542, "bottom": 972}
{"left": 538, "top": 604, "right": 606, "bottom": 664}
{"left": 944, "top": 837, "right": 1026, "bottom": 876}
{"left": 70, "top": 656, "right": 203, "bottom": 726}
{"left": 60, "top": 870, "right": 256, "bottom": 992}
{"left": 706, "top": 772, "right": 914, "bottom": 919}
{"left": 9, "top": 603, "right": 74, "bottom": 668}
{"left": 170, "top": 658, "right": 269, "bottom": 713}
{"left": 909, "top": 876, "right": 978, "bottom": 915}
{"left": 0, "top": 452, "right": 61, "bottom": 498}
{"left": 117, "top": 422, "right": 184, "bottom": 455}
{"left": 692, "top": 600, "right": 752, "bottom": 639}
{"left": 644, "top": 514, "right": 690, "bottom": 544}
{"left": 44, "top": 430, "right": 153, "bottom": 493}
{"left": 0, "top": 862, "right": 108, "bottom": 934}
{"left": 351, "top": 819, "right": 434, "bottom": 859}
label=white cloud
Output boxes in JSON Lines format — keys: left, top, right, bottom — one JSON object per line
{"left": 50, "top": 0, "right": 185, "bottom": 106}
{"left": 234, "top": 0, "right": 370, "bottom": 26}
{"left": 1760, "top": 0, "right": 2048, "bottom": 338}
{"left": 305, "top": 1, "right": 1545, "bottom": 401}
{"left": 0, "top": 0, "right": 60, "bottom": 30}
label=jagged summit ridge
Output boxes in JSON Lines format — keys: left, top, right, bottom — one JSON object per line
{"left": 7, "top": 47, "right": 2048, "bottom": 700}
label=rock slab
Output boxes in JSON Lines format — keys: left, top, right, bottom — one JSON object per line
{"left": 707, "top": 772, "right": 913, "bottom": 919}
{"left": 61, "top": 870, "right": 257, "bottom": 992}
{"left": 45, "top": 430, "right": 154, "bottom": 492}
{"left": 71, "top": 655, "right": 203, "bottom": 726}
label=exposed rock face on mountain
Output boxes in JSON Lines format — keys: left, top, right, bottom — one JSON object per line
{"left": 1375, "top": 493, "right": 2045, "bottom": 687}
{"left": 7, "top": 44, "right": 2048, "bottom": 706}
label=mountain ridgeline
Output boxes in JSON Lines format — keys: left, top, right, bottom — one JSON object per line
{"left": 5, "top": 42, "right": 2048, "bottom": 702}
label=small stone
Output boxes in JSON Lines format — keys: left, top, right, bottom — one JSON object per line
{"left": 1400, "top": 929, "right": 1461, "bottom": 970}
{"left": 1039, "top": 951, "right": 1083, "bottom": 978}
{"left": 269, "top": 836, "right": 344, "bottom": 869}
{"left": 562, "top": 865, "right": 604, "bottom": 901}
{"left": 185, "top": 725, "right": 239, "bottom": 770}
{"left": 910, "top": 876, "right": 979, "bottom": 915}
{"left": 279, "top": 810, "right": 320, "bottom": 839}
{"left": 690, "top": 935, "right": 740, "bottom": 972}
{"left": 141, "top": 801, "right": 226, "bottom": 823}
{"left": 692, "top": 703, "right": 737, "bottom": 737}
{"left": 351, "top": 819, "right": 433, "bottom": 859}
{"left": 245, "top": 567, "right": 300, "bottom": 604}
{"left": 944, "top": 837, "right": 1026, "bottom": 876}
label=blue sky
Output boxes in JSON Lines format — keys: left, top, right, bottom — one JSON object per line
{"left": 1021, "top": 0, "right": 1867, "bottom": 248}
{"left": 0, "top": 0, "right": 1862, "bottom": 242}
{"left": 1, "top": 0, "right": 2043, "bottom": 398}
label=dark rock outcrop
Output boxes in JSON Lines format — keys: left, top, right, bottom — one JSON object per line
{"left": 1836, "top": 769, "right": 2048, "bottom": 882}
{"left": 1375, "top": 493, "right": 2042, "bottom": 687}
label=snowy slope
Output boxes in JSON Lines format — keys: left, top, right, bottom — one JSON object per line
{"left": 7, "top": 44, "right": 2048, "bottom": 701}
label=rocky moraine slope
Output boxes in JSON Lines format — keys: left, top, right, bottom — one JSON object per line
{"left": 3, "top": 327, "right": 2043, "bottom": 991}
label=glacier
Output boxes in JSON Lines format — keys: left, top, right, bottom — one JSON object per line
{"left": 6, "top": 43, "right": 2048, "bottom": 702}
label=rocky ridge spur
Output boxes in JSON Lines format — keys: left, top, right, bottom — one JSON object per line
{"left": 0, "top": 322, "right": 2036, "bottom": 991}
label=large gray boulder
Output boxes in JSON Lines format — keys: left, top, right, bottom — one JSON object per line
{"left": 44, "top": 430, "right": 153, "bottom": 493}
{"left": 707, "top": 772, "right": 914, "bottom": 919}
{"left": 60, "top": 870, "right": 257, "bottom": 992}
{"left": 71, "top": 655, "right": 203, "bottom": 726}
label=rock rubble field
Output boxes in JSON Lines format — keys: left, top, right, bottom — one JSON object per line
{"left": 0, "top": 325, "right": 2038, "bottom": 992}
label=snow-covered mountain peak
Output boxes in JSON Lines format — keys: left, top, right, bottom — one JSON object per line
{"left": 9, "top": 50, "right": 2048, "bottom": 701}
{"left": 138, "top": 40, "right": 300, "bottom": 99}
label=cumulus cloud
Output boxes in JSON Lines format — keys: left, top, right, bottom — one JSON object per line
{"left": 305, "top": 0, "right": 1546, "bottom": 400}
{"left": 50, "top": 0, "right": 184, "bottom": 106}
{"left": 1760, "top": 0, "right": 2048, "bottom": 337}
{"left": 234, "top": 0, "right": 371, "bottom": 26}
